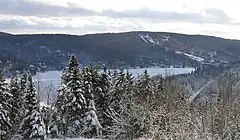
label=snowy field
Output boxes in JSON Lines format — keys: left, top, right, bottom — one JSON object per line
{"left": 19, "top": 67, "right": 194, "bottom": 103}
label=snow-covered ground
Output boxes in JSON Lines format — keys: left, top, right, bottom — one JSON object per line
{"left": 138, "top": 34, "right": 205, "bottom": 62}
{"left": 176, "top": 51, "right": 204, "bottom": 62}
{"left": 139, "top": 34, "right": 169, "bottom": 46}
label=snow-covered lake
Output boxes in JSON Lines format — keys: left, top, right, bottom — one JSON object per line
{"left": 28, "top": 67, "right": 194, "bottom": 103}
{"left": 35, "top": 67, "right": 194, "bottom": 82}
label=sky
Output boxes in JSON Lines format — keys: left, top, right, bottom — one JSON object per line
{"left": 1, "top": 0, "right": 240, "bottom": 39}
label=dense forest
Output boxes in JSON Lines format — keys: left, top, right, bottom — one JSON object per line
{"left": 1, "top": 55, "right": 240, "bottom": 140}
{"left": 1, "top": 31, "right": 240, "bottom": 76}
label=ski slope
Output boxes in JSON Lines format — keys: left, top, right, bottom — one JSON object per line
{"left": 176, "top": 51, "right": 204, "bottom": 62}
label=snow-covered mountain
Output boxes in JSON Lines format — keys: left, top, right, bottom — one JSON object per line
{"left": 0, "top": 31, "right": 239, "bottom": 74}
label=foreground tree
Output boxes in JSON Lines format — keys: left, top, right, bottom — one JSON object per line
{"left": 9, "top": 76, "right": 21, "bottom": 134}
{"left": 0, "top": 71, "right": 11, "bottom": 139}
{"left": 20, "top": 72, "right": 28, "bottom": 114}
{"left": 19, "top": 74, "right": 46, "bottom": 139}
{"left": 95, "top": 67, "right": 112, "bottom": 136}
{"left": 53, "top": 67, "right": 69, "bottom": 136}
{"left": 81, "top": 67, "right": 102, "bottom": 138}
{"left": 135, "top": 70, "right": 155, "bottom": 104}
{"left": 54, "top": 55, "right": 87, "bottom": 137}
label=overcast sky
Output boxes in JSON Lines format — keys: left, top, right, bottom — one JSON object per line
{"left": 1, "top": 0, "right": 239, "bottom": 39}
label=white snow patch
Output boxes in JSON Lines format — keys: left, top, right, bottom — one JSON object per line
{"left": 39, "top": 102, "right": 51, "bottom": 108}
{"left": 139, "top": 34, "right": 170, "bottom": 46}
{"left": 176, "top": 51, "right": 182, "bottom": 54}
{"left": 139, "top": 34, "right": 148, "bottom": 43}
{"left": 161, "top": 35, "right": 170, "bottom": 42}
{"left": 176, "top": 51, "right": 204, "bottom": 62}
{"left": 145, "top": 34, "right": 156, "bottom": 44}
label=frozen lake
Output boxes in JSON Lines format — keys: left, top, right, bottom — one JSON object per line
{"left": 32, "top": 67, "right": 194, "bottom": 103}
{"left": 35, "top": 67, "right": 194, "bottom": 82}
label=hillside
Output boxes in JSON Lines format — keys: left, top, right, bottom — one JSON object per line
{"left": 1, "top": 31, "right": 240, "bottom": 74}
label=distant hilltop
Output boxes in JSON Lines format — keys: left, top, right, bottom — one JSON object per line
{"left": 0, "top": 31, "right": 239, "bottom": 74}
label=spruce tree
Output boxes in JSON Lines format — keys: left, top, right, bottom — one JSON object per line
{"left": 109, "top": 69, "right": 126, "bottom": 113}
{"left": 0, "top": 71, "right": 11, "bottom": 139}
{"left": 135, "top": 70, "right": 155, "bottom": 104}
{"left": 48, "top": 109, "right": 59, "bottom": 138}
{"left": 20, "top": 72, "right": 28, "bottom": 93}
{"left": 19, "top": 74, "right": 46, "bottom": 139}
{"left": 9, "top": 76, "right": 21, "bottom": 134}
{"left": 20, "top": 72, "right": 28, "bottom": 113}
{"left": 62, "top": 55, "right": 87, "bottom": 136}
{"left": 25, "top": 74, "right": 38, "bottom": 114}
{"left": 53, "top": 67, "right": 69, "bottom": 136}
{"left": 81, "top": 67, "right": 102, "bottom": 138}
{"left": 96, "top": 67, "right": 112, "bottom": 135}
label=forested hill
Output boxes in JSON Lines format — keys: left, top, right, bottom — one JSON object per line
{"left": 1, "top": 31, "right": 240, "bottom": 74}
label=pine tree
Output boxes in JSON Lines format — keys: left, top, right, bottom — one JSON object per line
{"left": 126, "top": 69, "right": 134, "bottom": 86}
{"left": 0, "top": 70, "right": 12, "bottom": 139}
{"left": 135, "top": 70, "right": 155, "bottom": 104}
{"left": 58, "top": 55, "right": 87, "bottom": 136}
{"left": 95, "top": 67, "right": 112, "bottom": 135}
{"left": 53, "top": 67, "right": 69, "bottom": 136}
{"left": 25, "top": 74, "right": 38, "bottom": 114}
{"left": 20, "top": 72, "right": 28, "bottom": 113}
{"left": 0, "top": 104, "right": 11, "bottom": 140}
{"left": 19, "top": 74, "right": 46, "bottom": 139}
{"left": 81, "top": 67, "right": 102, "bottom": 138}
{"left": 48, "top": 109, "right": 60, "bottom": 138}
{"left": 151, "top": 75, "right": 167, "bottom": 108}
{"left": 9, "top": 76, "right": 22, "bottom": 134}
{"left": 20, "top": 72, "right": 28, "bottom": 93}
{"left": 107, "top": 69, "right": 149, "bottom": 139}
{"left": 110, "top": 69, "right": 125, "bottom": 108}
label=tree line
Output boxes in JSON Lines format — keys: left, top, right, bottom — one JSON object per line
{"left": 1, "top": 55, "right": 240, "bottom": 140}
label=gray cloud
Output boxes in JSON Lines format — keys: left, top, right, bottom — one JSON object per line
{"left": 0, "top": 18, "right": 73, "bottom": 30}
{"left": 0, "top": 0, "right": 233, "bottom": 25}
{"left": 203, "top": 8, "right": 233, "bottom": 24}
{"left": 102, "top": 8, "right": 233, "bottom": 24}
{"left": 102, "top": 9, "right": 201, "bottom": 21}
{"left": 0, "top": 0, "right": 96, "bottom": 17}
{"left": 0, "top": 17, "right": 144, "bottom": 33}
{"left": 0, "top": 18, "right": 33, "bottom": 29}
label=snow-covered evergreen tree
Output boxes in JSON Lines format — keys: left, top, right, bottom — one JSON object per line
{"left": 48, "top": 108, "right": 60, "bottom": 138}
{"left": 9, "top": 76, "right": 22, "bottom": 134}
{"left": 24, "top": 74, "right": 38, "bottom": 114}
{"left": 135, "top": 70, "right": 155, "bottom": 104}
{"left": 95, "top": 67, "right": 112, "bottom": 135}
{"left": 19, "top": 74, "right": 46, "bottom": 139}
{"left": 55, "top": 55, "right": 87, "bottom": 137}
{"left": 0, "top": 104, "right": 11, "bottom": 140}
{"left": 81, "top": 67, "right": 102, "bottom": 138}
{"left": 109, "top": 69, "right": 126, "bottom": 111}
{"left": 53, "top": 67, "right": 69, "bottom": 136}
{"left": 125, "top": 69, "right": 134, "bottom": 86}
{"left": 0, "top": 70, "right": 12, "bottom": 139}
{"left": 20, "top": 72, "right": 28, "bottom": 94}
{"left": 20, "top": 72, "right": 28, "bottom": 112}
{"left": 56, "top": 67, "right": 69, "bottom": 112}
{"left": 107, "top": 69, "right": 150, "bottom": 139}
